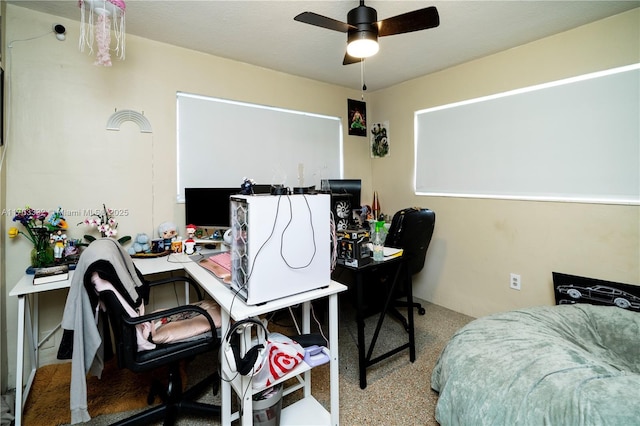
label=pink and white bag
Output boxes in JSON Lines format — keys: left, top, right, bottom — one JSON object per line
{"left": 252, "top": 332, "right": 305, "bottom": 389}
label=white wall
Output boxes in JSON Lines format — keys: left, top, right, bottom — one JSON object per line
{"left": 368, "top": 9, "right": 640, "bottom": 318}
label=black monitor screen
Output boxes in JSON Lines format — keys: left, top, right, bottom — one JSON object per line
{"left": 324, "top": 179, "right": 362, "bottom": 207}
{"left": 184, "top": 187, "right": 239, "bottom": 228}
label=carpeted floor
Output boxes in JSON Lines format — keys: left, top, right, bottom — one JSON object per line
{"left": 66, "top": 298, "right": 473, "bottom": 425}
{"left": 23, "top": 359, "right": 184, "bottom": 426}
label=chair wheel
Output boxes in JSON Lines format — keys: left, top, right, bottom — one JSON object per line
{"left": 418, "top": 307, "right": 426, "bottom": 315}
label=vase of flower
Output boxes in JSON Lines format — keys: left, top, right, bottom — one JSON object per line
{"left": 30, "top": 227, "right": 55, "bottom": 268}
{"left": 8, "top": 207, "right": 67, "bottom": 269}
{"left": 31, "top": 246, "right": 55, "bottom": 268}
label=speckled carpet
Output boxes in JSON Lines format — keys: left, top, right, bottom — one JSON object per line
{"left": 60, "top": 298, "right": 472, "bottom": 425}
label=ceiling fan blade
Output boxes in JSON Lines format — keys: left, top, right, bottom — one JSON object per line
{"left": 343, "top": 52, "right": 362, "bottom": 66}
{"left": 377, "top": 6, "right": 439, "bottom": 37}
{"left": 294, "top": 11, "right": 353, "bottom": 33}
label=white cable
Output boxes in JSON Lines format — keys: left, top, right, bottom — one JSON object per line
{"left": 288, "top": 306, "right": 301, "bottom": 335}
{"left": 7, "top": 30, "right": 52, "bottom": 48}
{"left": 280, "top": 194, "right": 316, "bottom": 269}
{"left": 310, "top": 303, "right": 329, "bottom": 346}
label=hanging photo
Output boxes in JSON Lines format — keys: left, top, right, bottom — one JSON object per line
{"left": 370, "top": 121, "right": 390, "bottom": 158}
{"left": 348, "top": 99, "right": 367, "bottom": 137}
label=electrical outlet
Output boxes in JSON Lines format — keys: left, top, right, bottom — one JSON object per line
{"left": 510, "top": 273, "right": 521, "bottom": 291}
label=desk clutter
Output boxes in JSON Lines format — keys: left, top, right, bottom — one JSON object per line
{"left": 335, "top": 227, "right": 402, "bottom": 267}
{"left": 222, "top": 317, "right": 330, "bottom": 388}
{"left": 336, "top": 228, "right": 372, "bottom": 267}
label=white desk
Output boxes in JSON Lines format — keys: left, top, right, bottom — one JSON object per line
{"left": 10, "top": 255, "right": 345, "bottom": 426}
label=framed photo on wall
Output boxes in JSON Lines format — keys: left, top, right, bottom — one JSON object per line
{"left": 371, "top": 121, "right": 390, "bottom": 158}
{"left": 348, "top": 99, "right": 367, "bottom": 136}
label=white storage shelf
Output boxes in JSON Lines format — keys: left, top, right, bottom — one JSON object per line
{"left": 228, "top": 354, "right": 332, "bottom": 424}
{"left": 182, "top": 260, "right": 344, "bottom": 425}
{"left": 281, "top": 397, "right": 330, "bottom": 424}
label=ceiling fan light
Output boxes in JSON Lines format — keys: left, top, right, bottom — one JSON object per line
{"left": 347, "top": 37, "right": 379, "bottom": 58}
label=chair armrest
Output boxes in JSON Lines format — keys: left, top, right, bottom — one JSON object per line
{"left": 146, "top": 275, "right": 204, "bottom": 300}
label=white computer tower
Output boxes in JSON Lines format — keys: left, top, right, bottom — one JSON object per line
{"left": 229, "top": 193, "right": 330, "bottom": 305}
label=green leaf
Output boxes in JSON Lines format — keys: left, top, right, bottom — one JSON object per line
{"left": 84, "top": 235, "right": 96, "bottom": 242}
{"left": 118, "top": 236, "right": 132, "bottom": 245}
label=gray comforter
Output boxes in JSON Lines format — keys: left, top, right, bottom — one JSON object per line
{"left": 431, "top": 304, "right": 640, "bottom": 425}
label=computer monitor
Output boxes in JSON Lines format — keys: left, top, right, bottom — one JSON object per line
{"left": 184, "top": 187, "right": 239, "bottom": 228}
{"left": 324, "top": 179, "right": 362, "bottom": 207}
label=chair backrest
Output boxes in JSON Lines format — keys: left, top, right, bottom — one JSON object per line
{"left": 76, "top": 239, "right": 219, "bottom": 383}
{"left": 83, "top": 260, "right": 147, "bottom": 369}
{"left": 385, "top": 208, "right": 436, "bottom": 275}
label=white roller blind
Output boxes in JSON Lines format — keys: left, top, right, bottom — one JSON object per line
{"left": 177, "top": 92, "right": 343, "bottom": 202}
{"left": 415, "top": 64, "right": 640, "bottom": 204}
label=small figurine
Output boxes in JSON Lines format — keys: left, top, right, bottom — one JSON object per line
{"left": 128, "top": 233, "right": 151, "bottom": 255}
{"left": 240, "top": 177, "right": 255, "bottom": 195}
{"left": 158, "top": 222, "right": 178, "bottom": 241}
{"left": 183, "top": 238, "right": 196, "bottom": 255}
{"left": 64, "top": 240, "right": 80, "bottom": 259}
{"left": 186, "top": 224, "right": 197, "bottom": 240}
{"left": 51, "top": 229, "right": 67, "bottom": 261}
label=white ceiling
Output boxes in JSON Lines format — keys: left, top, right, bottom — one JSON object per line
{"left": 9, "top": 0, "right": 640, "bottom": 91}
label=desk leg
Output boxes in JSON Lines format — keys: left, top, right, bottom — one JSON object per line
{"left": 220, "top": 309, "right": 232, "bottom": 426}
{"left": 405, "top": 267, "right": 416, "bottom": 362}
{"left": 328, "top": 293, "right": 340, "bottom": 426}
{"left": 14, "top": 295, "right": 26, "bottom": 426}
{"left": 302, "top": 301, "right": 311, "bottom": 399}
{"left": 235, "top": 319, "right": 255, "bottom": 425}
{"left": 355, "top": 272, "right": 367, "bottom": 389}
{"left": 14, "top": 293, "right": 39, "bottom": 426}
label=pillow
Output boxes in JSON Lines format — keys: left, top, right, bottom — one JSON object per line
{"left": 151, "top": 300, "right": 221, "bottom": 344}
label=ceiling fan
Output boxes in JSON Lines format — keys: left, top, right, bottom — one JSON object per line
{"left": 294, "top": 1, "right": 440, "bottom": 65}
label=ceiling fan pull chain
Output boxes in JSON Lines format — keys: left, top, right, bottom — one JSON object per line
{"left": 361, "top": 59, "right": 367, "bottom": 96}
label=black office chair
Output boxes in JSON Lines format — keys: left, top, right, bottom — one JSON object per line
{"left": 80, "top": 242, "right": 221, "bottom": 426}
{"left": 384, "top": 207, "right": 436, "bottom": 330}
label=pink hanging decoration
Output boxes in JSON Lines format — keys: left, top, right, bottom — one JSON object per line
{"left": 79, "top": 0, "right": 126, "bottom": 67}
{"left": 94, "top": 13, "right": 112, "bottom": 66}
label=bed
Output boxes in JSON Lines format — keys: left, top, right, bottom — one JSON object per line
{"left": 431, "top": 304, "right": 640, "bottom": 425}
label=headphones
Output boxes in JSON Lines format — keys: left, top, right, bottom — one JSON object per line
{"left": 223, "top": 318, "right": 268, "bottom": 376}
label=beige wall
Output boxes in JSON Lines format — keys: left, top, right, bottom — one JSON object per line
{"left": 367, "top": 9, "right": 640, "bottom": 317}
{"left": 1, "top": 4, "right": 638, "bottom": 391}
